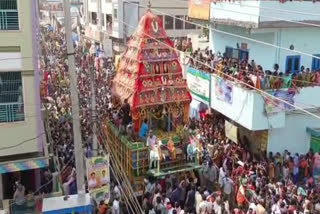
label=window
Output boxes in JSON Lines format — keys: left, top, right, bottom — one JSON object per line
{"left": 91, "top": 12, "right": 97, "bottom": 25}
{"left": 225, "top": 47, "right": 249, "bottom": 61}
{"left": 175, "top": 15, "right": 183, "bottom": 30}
{"left": 164, "top": 15, "right": 173, "bottom": 30}
{"left": 0, "top": 72, "right": 24, "bottom": 123}
{"left": 225, "top": 47, "right": 233, "bottom": 58}
{"left": 106, "top": 14, "right": 112, "bottom": 33}
{"left": 239, "top": 49, "right": 249, "bottom": 61}
{"left": 312, "top": 54, "right": 320, "bottom": 71}
{"left": 113, "top": 8, "right": 117, "bottom": 19}
{"left": 286, "top": 55, "right": 300, "bottom": 73}
{"left": 0, "top": 0, "right": 19, "bottom": 30}
{"left": 185, "top": 16, "right": 196, "bottom": 29}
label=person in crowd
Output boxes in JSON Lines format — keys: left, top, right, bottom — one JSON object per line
{"left": 40, "top": 26, "right": 320, "bottom": 214}
{"left": 186, "top": 48, "right": 318, "bottom": 91}
{"left": 139, "top": 119, "right": 149, "bottom": 141}
{"left": 13, "top": 181, "right": 26, "bottom": 206}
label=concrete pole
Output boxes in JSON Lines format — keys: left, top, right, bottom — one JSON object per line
{"left": 97, "top": 0, "right": 102, "bottom": 31}
{"left": 90, "top": 58, "right": 98, "bottom": 156}
{"left": 84, "top": 0, "right": 89, "bottom": 25}
{"left": 63, "top": 0, "right": 85, "bottom": 194}
{"left": 0, "top": 174, "right": 3, "bottom": 201}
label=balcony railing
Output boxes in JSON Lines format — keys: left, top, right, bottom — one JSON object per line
{"left": 0, "top": 10, "right": 19, "bottom": 30}
{"left": 0, "top": 102, "right": 24, "bottom": 123}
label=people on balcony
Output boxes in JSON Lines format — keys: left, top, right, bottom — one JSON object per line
{"left": 187, "top": 48, "right": 320, "bottom": 90}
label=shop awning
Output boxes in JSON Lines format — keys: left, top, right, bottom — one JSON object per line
{"left": 0, "top": 157, "right": 49, "bottom": 174}
{"left": 306, "top": 127, "right": 320, "bottom": 137}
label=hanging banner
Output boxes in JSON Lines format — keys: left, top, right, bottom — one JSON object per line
{"left": 188, "top": 0, "right": 211, "bottom": 20}
{"left": 264, "top": 90, "right": 295, "bottom": 114}
{"left": 215, "top": 78, "right": 233, "bottom": 104}
{"left": 103, "top": 38, "right": 113, "bottom": 58}
{"left": 186, "top": 67, "right": 211, "bottom": 105}
{"left": 86, "top": 156, "right": 110, "bottom": 203}
{"left": 225, "top": 121, "right": 238, "bottom": 144}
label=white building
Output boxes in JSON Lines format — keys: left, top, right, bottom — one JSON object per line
{"left": 209, "top": 74, "right": 320, "bottom": 155}
{"left": 210, "top": 1, "right": 320, "bottom": 73}
{"left": 0, "top": 0, "right": 48, "bottom": 202}
{"left": 83, "top": 0, "right": 202, "bottom": 54}
{"left": 203, "top": 1, "right": 320, "bottom": 155}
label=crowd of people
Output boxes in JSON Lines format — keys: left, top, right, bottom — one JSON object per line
{"left": 174, "top": 37, "right": 193, "bottom": 53}
{"left": 11, "top": 22, "right": 320, "bottom": 214}
{"left": 39, "top": 26, "right": 115, "bottom": 195}
{"left": 140, "top": 112, "right": 320, "bottom": 214}
{"left": 188, "top": 48, "right": 320, "bottom": 90}
{"left": 37, "top": 26, "right": 135, "bottom": 214}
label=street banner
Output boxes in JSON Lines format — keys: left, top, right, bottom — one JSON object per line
{"left": 188, "top": 0, "right": 211, "bottom": 20}
{"left": 225, "top": 120, "right": 238, "bottom": 144}
{"left": 264, "top": 90, "right": 295, "bottom": 114}
{"left": 103, "top": 38, "right": 113, "bottom": 58}
{"left": 186, "top": 67, "right": 211, "bottom": 105}
{"left": 86, "top": 156, "right": 110, "bottom": 203}
{"left": 215, "top": 78, "right": 233, "bottom": 104}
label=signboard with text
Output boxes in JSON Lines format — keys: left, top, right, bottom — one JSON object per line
{"left": 188, "top": 0, "right": 211, "bottom": 20}
{"left": 86, "top": 156, "right": 110, "bottom": 203}
{"left": 186, "top": 67, "right": 211, "bottom": 105}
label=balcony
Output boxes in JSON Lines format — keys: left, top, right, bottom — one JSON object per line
{"left": 210, "top": 75, "right": 320, "bottom": 131}
{"left": 210, "top": 1, "right": 320, "bottom": 28}
{"left": 0, "top": 102, "right": 24, "bottom": 123}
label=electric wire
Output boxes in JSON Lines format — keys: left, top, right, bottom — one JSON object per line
{"left": 0, "top": 133, "right": 45, "bottom": 151}
{"left": 97, "top": 128, "right": 144, "bottom": 214}
{"left": 229, "top": 1, "right": 320, "bottom": 17}
{"left": 99, "top": 131, "right": 144, "bottom": 214}
{"left": 208, "top": 5, "right": 320, "bottom": 28}
{"left": 7, "top": 156, "right": 75, "bottom": 210}
{"left": 126, "top": 1, "right": 320, "bottom": 61}
{"left": 118, "top": 17, "right": 320, "bottom": 120}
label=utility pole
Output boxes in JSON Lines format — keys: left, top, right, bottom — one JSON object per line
{"left": 90, "top": 57, "right": 98, "bottom": 156}
{"left": 63, "top": 0, "right": 85, "bottom": 194}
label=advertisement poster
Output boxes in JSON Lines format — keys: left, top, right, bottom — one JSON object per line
{"left": 264, "top": 90, "right": 295, "bottom": 114}
{"left": 186, "top": 67, "right": 211, "bottom": 105}
{"left": 225, "top": 120, "right": 238, "bottom": 144}
{"left": 86, "top": 156, "right": 110, "bottom": 203}
{"left": 215, "top": 78, "right": 233, "bottom": 104}
{"left": 188, "top": 0, "right": 211, "bottom": 20}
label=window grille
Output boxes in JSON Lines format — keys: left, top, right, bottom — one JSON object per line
{"left": 0, "top": 0, "right": 19, "bottom": 30}
{"left": 0, "top": 72, "right": 24, "bottom": 123}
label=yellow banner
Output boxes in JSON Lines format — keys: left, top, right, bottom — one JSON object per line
{"left": 86, "top": 156, "right": 110, "bottom": 203}
{"left": 188, "top": 0, "right": 211, "bottom": 20}
{"left": 225, "top": 120, "right": 238, "bottom": 144}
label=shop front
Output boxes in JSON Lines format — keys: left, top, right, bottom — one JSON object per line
{"left": 225, "top": 120, "right": 268, "bottom": 156}
{"left": 0, "top": 158, "right": 49, "bottom": 200}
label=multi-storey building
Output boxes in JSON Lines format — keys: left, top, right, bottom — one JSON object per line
{"left": 206, "top": 1, "right": 320, "bottom": 154}
{"left": 83, "top": 0, "right": 202, "bottom": 54}
{"left": 0, "top": 0, "right": 47, "bottom": 202}
{"left": 210, "top": 0, "right": 320, "bottom": 72}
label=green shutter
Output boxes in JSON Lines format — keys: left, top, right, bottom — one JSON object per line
{"left": 310, "top": 135, "right": 320, "bottom": 153}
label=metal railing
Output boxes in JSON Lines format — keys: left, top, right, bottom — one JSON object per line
{"left": 0, "top": 102, "right": 24, "bottom": 123}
